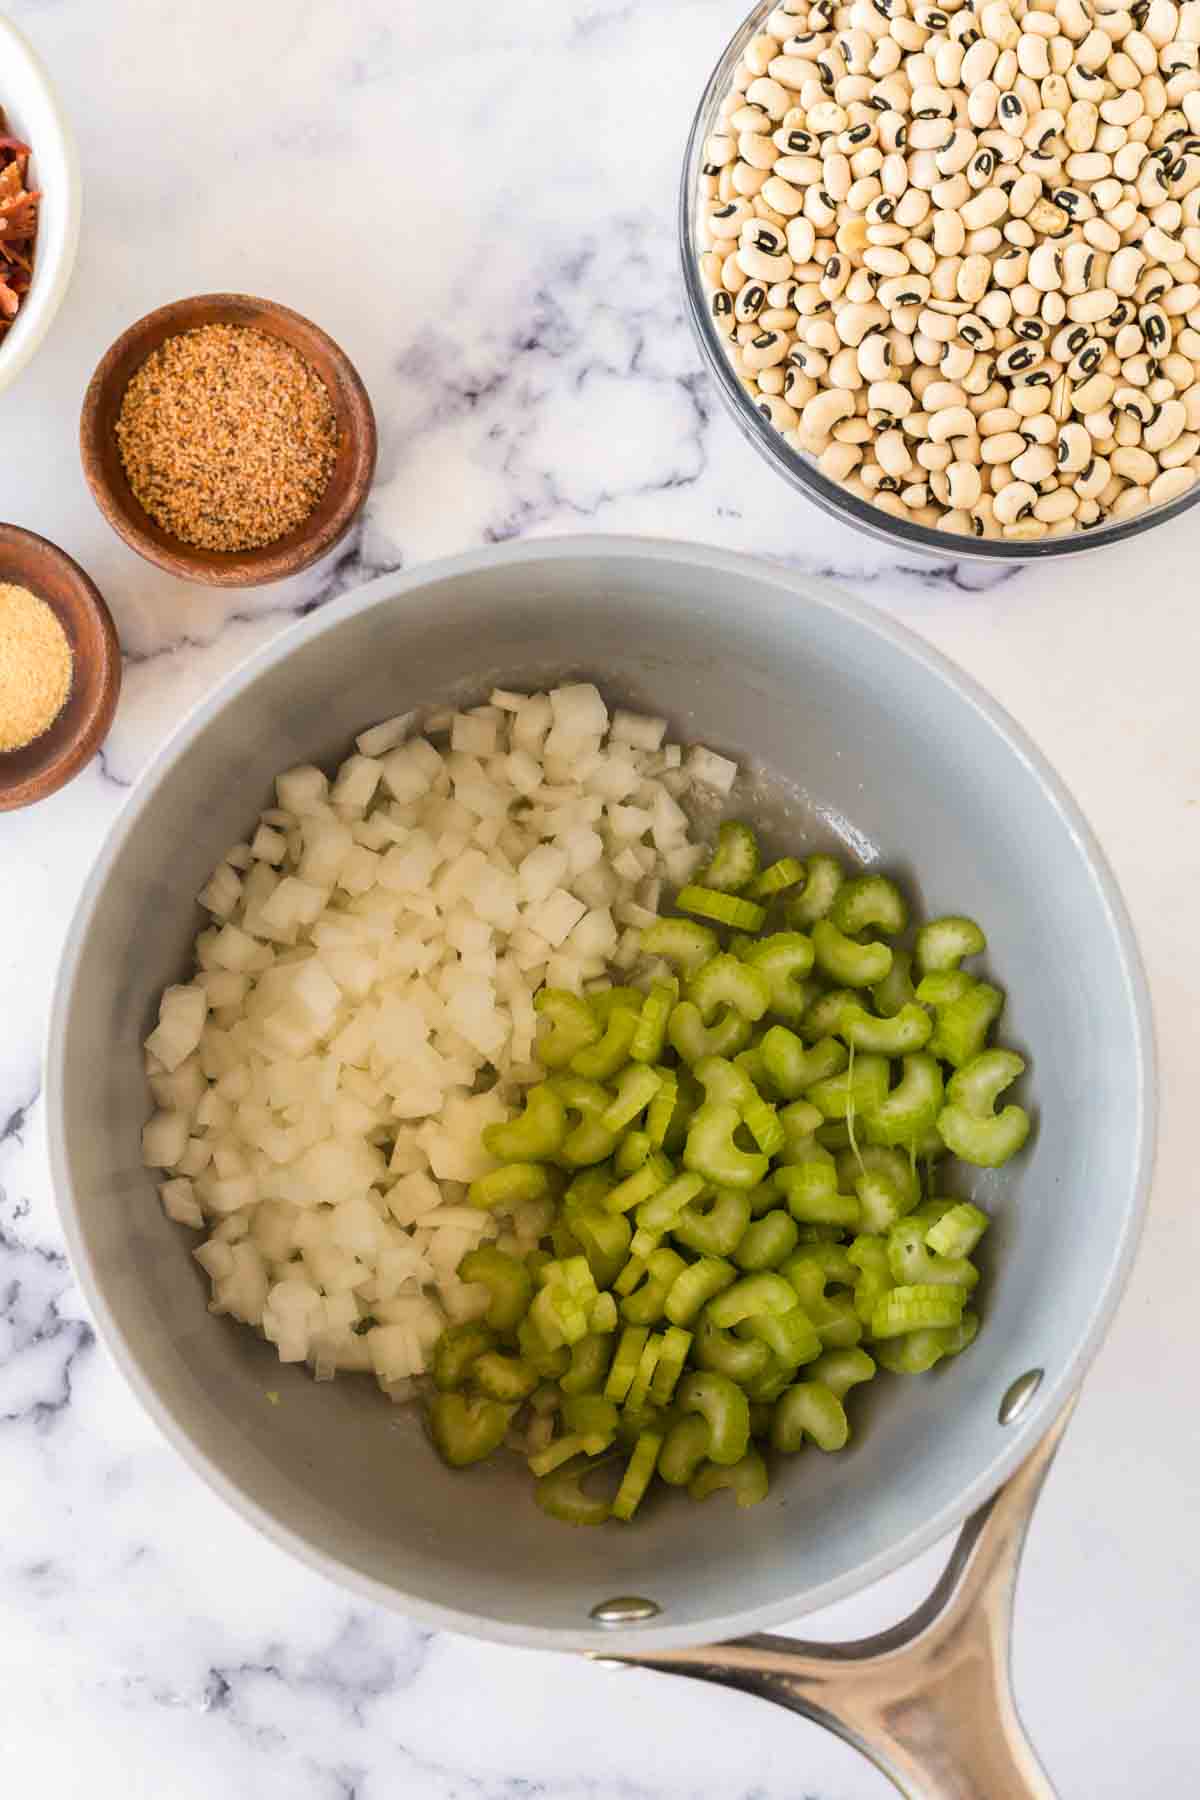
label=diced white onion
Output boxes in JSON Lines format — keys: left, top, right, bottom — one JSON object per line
{"left": 144, "top": 685, "right": 730, "bottom": 1390}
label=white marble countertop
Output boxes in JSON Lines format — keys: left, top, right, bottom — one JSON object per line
{"left": 2, "top": 1, "right": 1197, "bottom": 1794}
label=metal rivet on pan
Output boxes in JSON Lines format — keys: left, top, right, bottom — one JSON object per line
{"left": 590, "top": 1595, "right": 661, "bottom": 1626}
{"left": 998, "top": 1368, "right": 1044, "bottom": 1425}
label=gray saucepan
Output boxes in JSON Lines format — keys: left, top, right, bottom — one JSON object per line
{"left": 47, "top": 537, "right": 1154, "bottom": 1798}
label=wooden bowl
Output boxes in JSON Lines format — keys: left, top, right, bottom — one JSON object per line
{"left": 79, "top": 294, "right": 377, "bottom": 587}
{"left": 0, "top": 524, "right": 120, "bottom": 810}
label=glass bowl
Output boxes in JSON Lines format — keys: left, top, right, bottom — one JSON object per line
{"left": 680, "top": 0, "right": 1200, "bottom": 560}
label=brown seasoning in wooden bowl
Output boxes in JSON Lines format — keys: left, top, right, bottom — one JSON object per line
{"left": 115, "top": 323, "right": 338, "bottom": 554}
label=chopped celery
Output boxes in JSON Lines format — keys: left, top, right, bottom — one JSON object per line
{"left": 670, "top": 1187, "right": 752, "bottom": 1258}
{"left": 630, "top": 982, "right": 676, "bottom": 1064}
{"left": 457, "top": 1247, "right": 533, "bottom": 1333}
{"left": 483, "top": 1083, "right": 567, "bottom": 1162}
{"left": 612, "top": 1431, "right": 664, "bottom": 1520}
{"left": 640, "top": 917, "right": 719, "bottom": 976}
{"left": 677, "top": 1371, "right": 751, "bottom": 1465}
{"left": 785, "top": 853, "right": 844, "bottom": 927}
{"left": 430, "top": 1394, "right": 513, "bottom": 1468}
{"left": 534, "top": 989, "right": 601, "bottom": 1068}
{"left": 741, "top": 932, "right": 816, "bottom": 1024}
{"left": 916, "top": 915, "right": 987, "bottom": 975}
{"left": 871, "top": 1283, "right": 967, "bottom": 1338}
{"left": 535, "top": 1454, "right": 614, "bottom": 1526}
{"left": 570, "top": 1005, "right": 640, "bottom": 1081}
{"left": 676, "top": 886, "right": 767, "bottom": 932}
{"left": 749, "top": 857, "right": 806, "bottom": 899}
{"left": 771, "top": 1382, "right": 848, "bottom": 1453}
{"left": 734, "top": 1209, "right": 800, "bottom": 1270}
{"left": 812, "top": 918, "right": 893, "bottom": 987}
{"left": 698, "top": 821, "right": 760, "bottom": 893}
{"left": 689, "top": 1449, "right": 769, "bottom": 1507}
{"left": 837, "top": 1000, "right": 932, "bottom": 1055}
{"left": 926, "top": 1202, "right": 990, "bottom": 1258}
{"left": 831, "top": 874, "right": 908, "bottom": 937}
{"left": 937, "top": 1050, "right": 1031, "bottom": 1167}
{"left": 683, "top": 1102, "right": 770, "bottom": 1189}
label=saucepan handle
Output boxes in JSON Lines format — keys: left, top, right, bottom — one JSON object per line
{"left": 596, "top": 1399, "right": 1075, "bottom": 1800}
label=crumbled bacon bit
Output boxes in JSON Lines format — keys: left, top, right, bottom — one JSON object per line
{"left": 0, "top": 108, "right": 39, "bottom": 342}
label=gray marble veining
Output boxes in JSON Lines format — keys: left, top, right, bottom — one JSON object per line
{"left": 2, "top": 1, "right": 1197, "bottom": 1794}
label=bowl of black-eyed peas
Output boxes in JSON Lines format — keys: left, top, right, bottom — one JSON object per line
{"left": 683, "top": 0, "right": 1200, "bottom": 554}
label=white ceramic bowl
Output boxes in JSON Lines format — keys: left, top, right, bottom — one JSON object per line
{"left": 0, "top": 14, "right": 80, "bottom": 395}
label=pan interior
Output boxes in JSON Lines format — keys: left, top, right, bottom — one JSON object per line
{"left": 51, "top": 541, "right": 1148, "bottom": 1649}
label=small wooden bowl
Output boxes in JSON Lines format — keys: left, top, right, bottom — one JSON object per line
{"left": 0, "top": 524, "right": 121, "bottom": 810}
{"left": 79, "top": 294, "right": 377, "bottom": 587}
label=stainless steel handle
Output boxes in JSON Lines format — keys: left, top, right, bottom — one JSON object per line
{"left": 597, "top": 1399, "right": 1074, "bottom": 1800}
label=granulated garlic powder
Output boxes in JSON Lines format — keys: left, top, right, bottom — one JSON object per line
{"left": 0, "top": 582, "right": 73, "bottom": 751}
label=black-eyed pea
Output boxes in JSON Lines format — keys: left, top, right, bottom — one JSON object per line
{"left": 1143, "top": 397, "right": 1189, "bottom": 447}
{"left": 1114, "top": 323, "right": 1146, "bottom": 359}
{"left": 818, "top": 440, "right": 864, "bottom": 481}
{"left": 917, "top": 438, "right": 954, "bottom": 472}
{"left": 1113, "top": 411, "right": 1144, "bottom": 446}
{"left": 961, "top": 357, "right": 995, "bottom": 396}
{"left": 757, "top": 392, "right": 801, "bottom": 430}
{"left": 739, "top": 127, "right": 780, "bottom": 171}
{"left": 783, "top": 366, "right": 819, "bottom": 408}
{"left": 761, "top": 173, "right": 806, "bottom": 213}
{"left": 980, "top": 428, "right": 1028, "bottom": 463}
{"left": 1057, "top": 419, "right": 1093, "bottom": 471}
{"left": 710, "top": 198, "right": 755, "bottom": 239}
{"left": 752, "top": 196, "right": 790, "bottom": 230}
{"left": 870, "top": 491, "right": 912, "bottom": 519}
{"left": 709, "top": 289, "right": 737, "bottom": 336}
{"left": 1111, "top": 484, "right": 1150, "bottom": 517}
{"left": 928, "top": 402, "right": 977, "bottom": 442}
{"left": 1149, "top": 464, "right": 1197, "bottom": 501}
{"left": 937, "top": 340, "right": 973, "bottom": 380}
{"left": 1071, "top": 369, "right": 1116, "bottom": 412}
{"left": 990, "top": 476, "right": 1037, "bottom": 521}
{"left": 1023, "top": 410, "right": 1058, "bottom": 445}
{"left": 867, "top": 379, "right": 913, "bottom": 418}
{"left": 1073, "top": 452, "right": 1112, "bottom": 499}
{"left": 834, "top": 417, "right": 875, "bottom": 445}
{"left": 1159, "top": 428, "right": 1200, "bottom": 464}
{"left": 857, "top": 333, "right": 894, "bottom": 382}
{"left": 722, "top": 252, "right": 748, "bottom": 293}
{"left": 744, "top": 33, "right": 781, "bottom": 77}
{"left": 1011, "top": 440, "right": 1058, "bottom": 482}
{"left": 875, "top": 428, "right": 914, "bottom": 477}
{"left": 757, "top": 366, "right": 787, "bottom": 396}
{"left": 801, "top": 388, "right": 856, "bottom": 439}
{"left": 976, "top": 405, "right": 1019, "bottom": 437}
{"left": 734, "top": 280, "right": 769, "bottom": 324}
{"left": 903, "top": 478, "right": 934, "bottom": 508}
{"left": 848, "top": 175, "right": 884, "bottom": 212}
{"left": 806, "top": 316, "right": 841, "bottom": 355}
{"left": 759, "top": 306, "right": 798, "bottom": 330}
{"left": 747, "top": 76, "right": 792, "bottom": 120}
{"left": 1113, "top": 384, "right": 1156, "bottom": 422}
{"left": 829, "top": 346, "right": 866, "bottom": 388}
{"left": 743, "top": 329, "right": 791, "bottom": 371}
{"left": 837, "top": 301, "right": 890, "bottom": 345}
{"left": 1164, "top": 282, "right": 1200, "bottom": 318}
{"left": 1008, "top": 381, "right": 1051, "bottom": 419}
{"left": 1034, "top": 484, "right": 1079, "bottom": 521}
